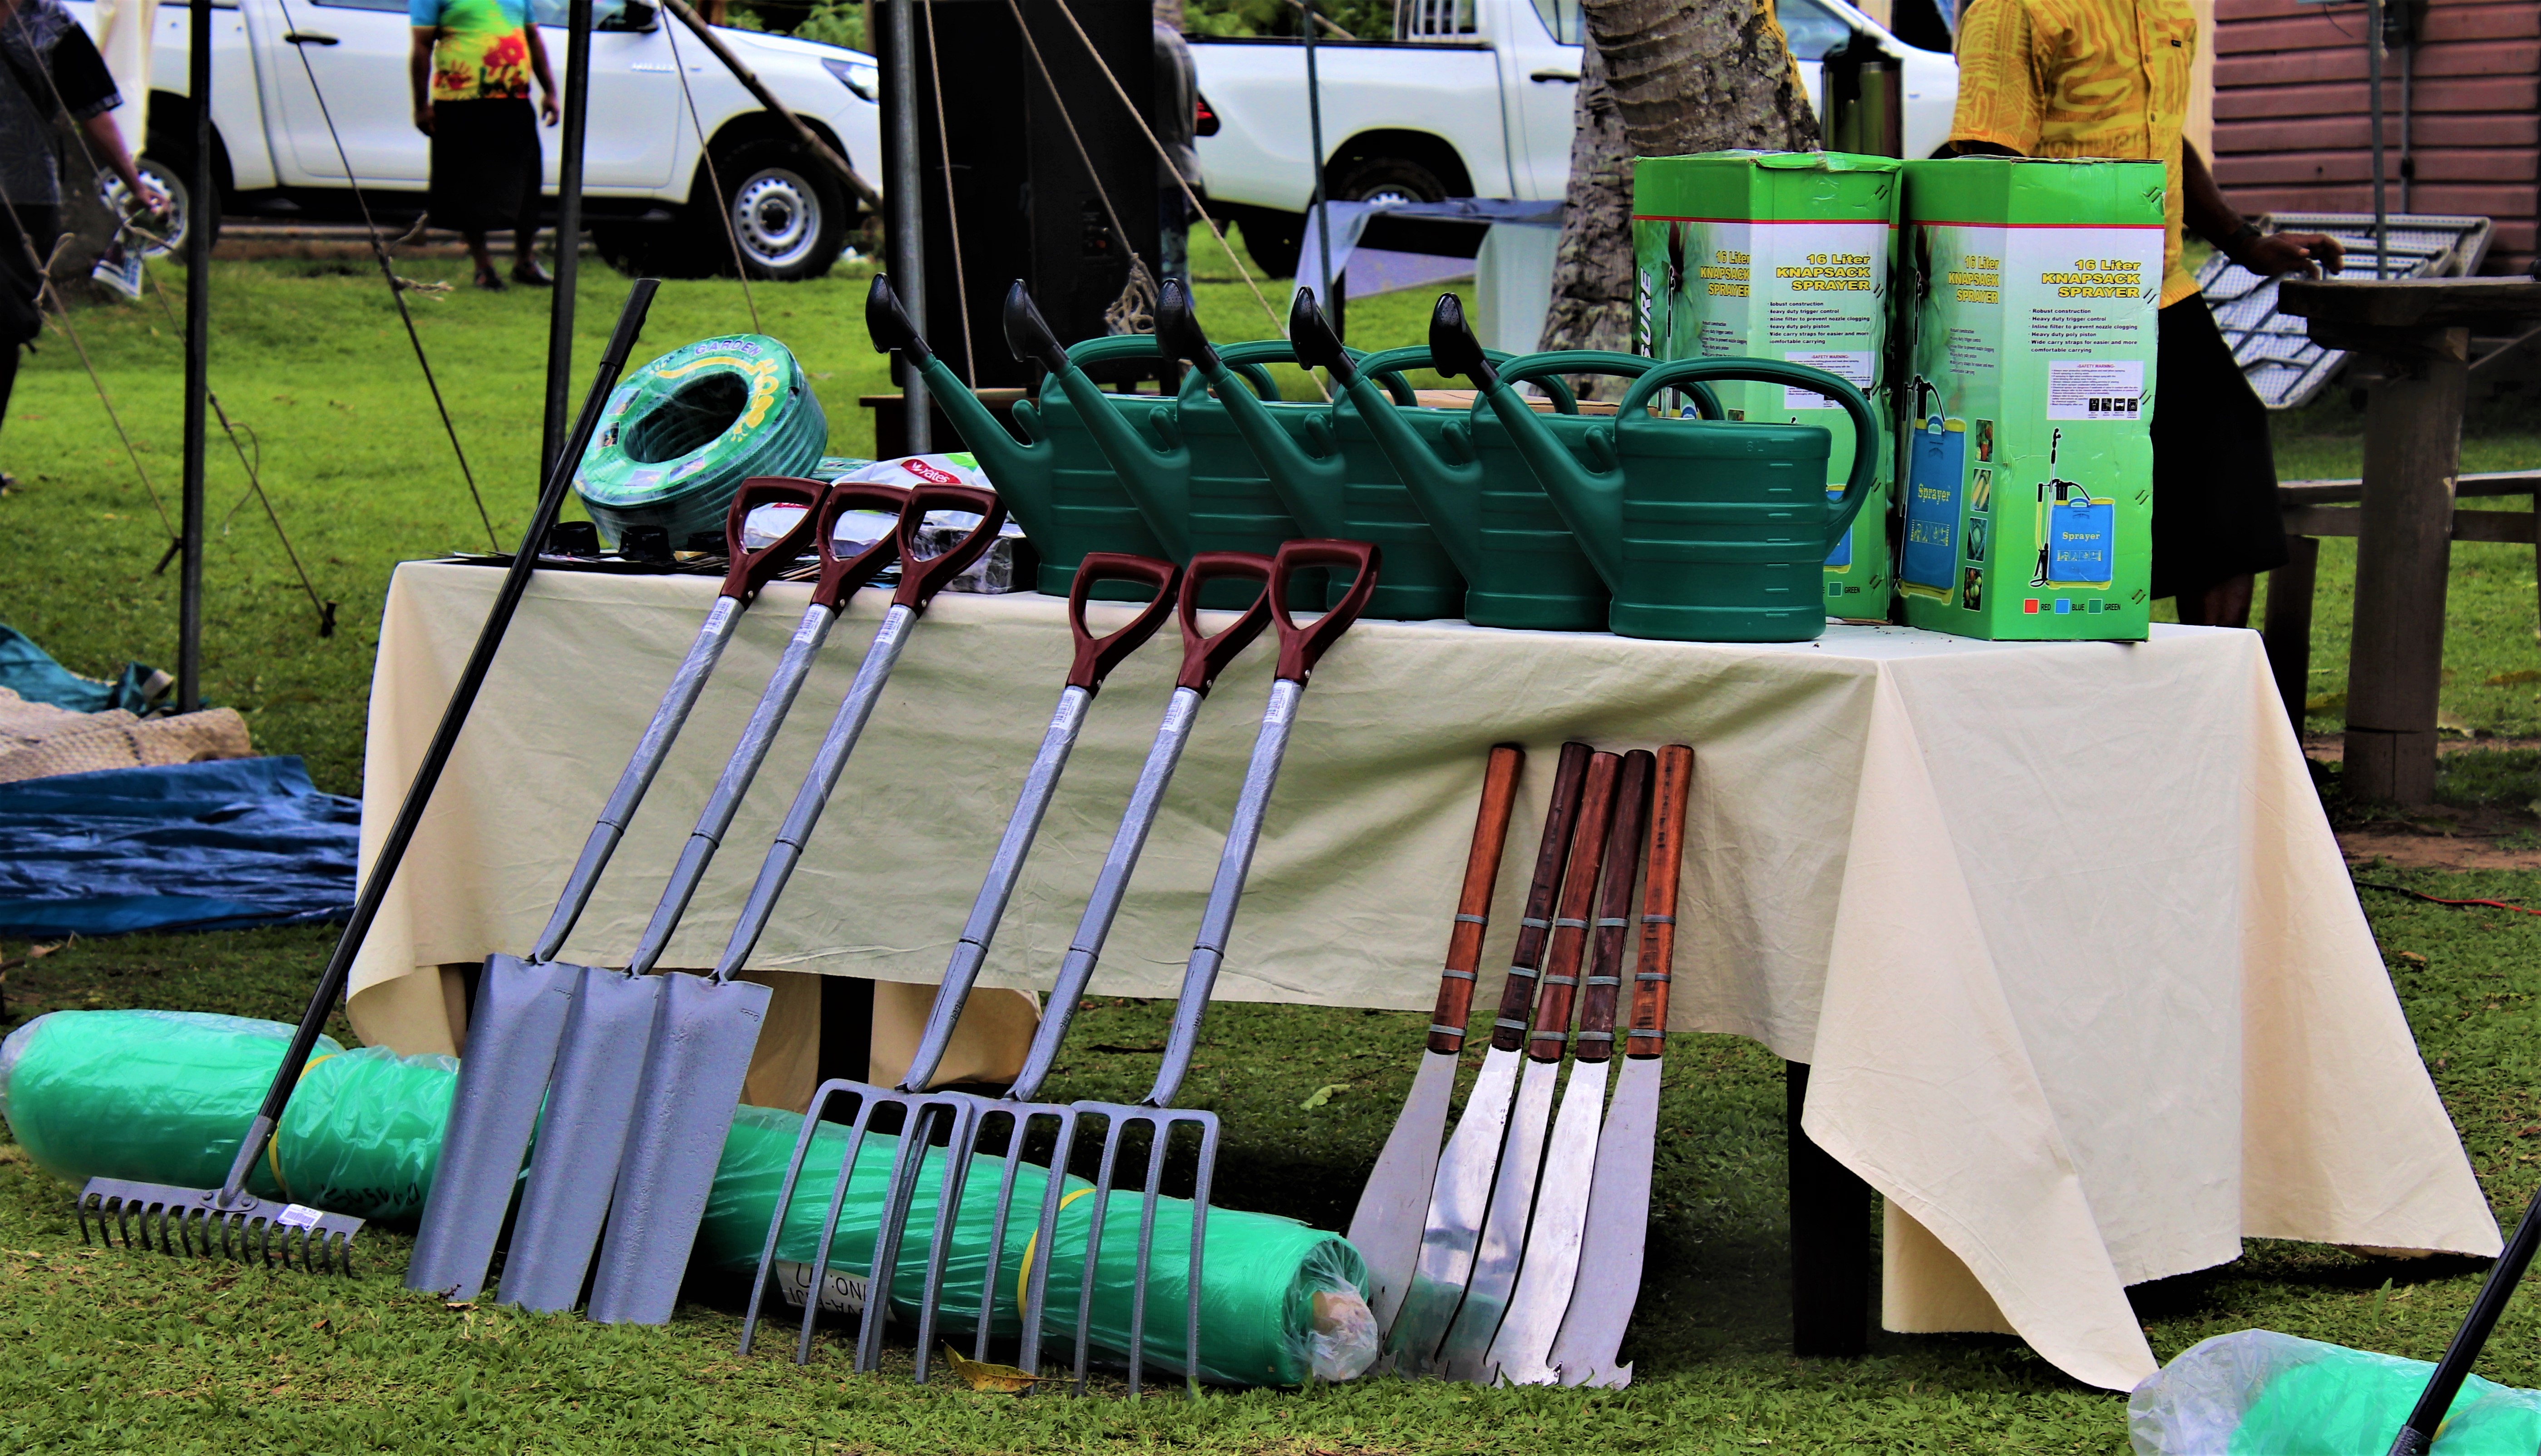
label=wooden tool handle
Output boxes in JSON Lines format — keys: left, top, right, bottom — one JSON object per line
{"left": 1424, "top": 745, "right": 1525, "bottom": 1056}
{"left": 1485, "top": 741, "right": 1594, "bottom": 1054}
{"left": 1626, "top": 744, "right": 1694, "bottom": 1058}
{"left": 1527, "top": 751, "right": 1621, "bottom": 1063}
{"left": 1573, "top": 749, "right": 1653, "bottom": 1066}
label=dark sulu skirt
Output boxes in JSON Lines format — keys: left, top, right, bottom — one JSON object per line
{"left": 2149, "top": 296, "right": 2291, "bottom": 601}
{"left": 428, "top": 97, "right": 542, "bottom": 236}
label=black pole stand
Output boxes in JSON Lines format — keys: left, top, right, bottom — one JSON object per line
{"left": 539, "top": 0, "right": 594, "bottom": 482}
{"left": 178, "top": 0, "right": 213, "bottom": 711}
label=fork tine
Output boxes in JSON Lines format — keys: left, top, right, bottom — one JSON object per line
{"left": 1073, "top": 1114, "right": 1125, "bottom": 1395}
{"left": 1125, "top": 1114, "right": 1169, "bottom": 1398}
{"left": 852, "top": 1093, "right": 930, "bottom": 1374}
{"left": 970, "top": 1107, "right": 1024, "bottom": 1363}
{"left": 907, "top": 1099, "right": 980, "bottom": 1383}
{"left": 1186, "top": 1116, "right": 1220, "bottom": 1397}
{"left": 798, "top": 1091, "right": 883, "bottom": 1367}
{"left": 740, "top": 1080, "right": 859, "bottom": 1356}
{"left": 1013, "top": 1105, "right": 1079, "bottom": 1379}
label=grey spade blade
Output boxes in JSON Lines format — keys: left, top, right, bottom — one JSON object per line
{"left": 405, "top": 953, "right": 579, "bottom": 1303}
{"left": 1384, "top": 1046, "right": 1522, "bottom": 1372}
{"left": 1483, "top": 1056, "right": 1608, "bottom": 1384}
{"left": 1548, "top": 1054, "right": 1662, "bottom": 1389}
{"left": 497, "top": 966, "right": 664, "bottom": 1311}
{"left": 1432, "top": 1054, "right": 1561, "bottom": 1381}
{"left": 585, "top": 972, "right": 773, "bottom": 1325}
{"left": 1348, "top": 1049, "right": 1459, "bottom": 1333}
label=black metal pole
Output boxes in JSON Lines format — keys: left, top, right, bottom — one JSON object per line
{"left": 1302, "top": 0, "right": 1332, "bottom": 334}
{"left": 2367, "top": 0, "right": 2388, "bottom": 278}
{"left": 886, "top": 0, "right": 927, "bottom": 452}
{"left": 178, "top": 0, "right": 212, "bottom": 711}
{"left": 540, "top": 0, "right": 593, "bottom": 482}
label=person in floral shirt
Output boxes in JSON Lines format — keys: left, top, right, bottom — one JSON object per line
{"left": 408, "top": 0, "right": 559, "bottom": 289}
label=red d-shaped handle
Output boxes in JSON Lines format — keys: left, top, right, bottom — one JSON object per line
{"left": 718, "top": 476, "right": 829, "bottom": 602}
{"left": 810, "top": 481, "right": 911, "bottom": 609}
{"left": 1066, "top": 553, "right": 1182, "bottom": 693}
{"left": 1270, "top": 538, "right": 1381, "bottom": 685}
{"left": 892, "top": 483, "right": 1009, "bottom": 612}
{"left": 1174, "top": 551, "right": 1274, "bottom": 695}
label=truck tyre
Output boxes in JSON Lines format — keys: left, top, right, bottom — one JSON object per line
{"left": 693, "top": 138, "right": 846, "bottom": 282}
{"left": 1330, "top": 155, "right": 1449, "bottom": 206}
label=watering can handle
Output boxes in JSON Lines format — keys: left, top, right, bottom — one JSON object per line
{"left": 890, "top": 484, "right": 1008, "bottom": 612}
{"left": 1066, "top": 553, "right": 1183, "bottom": 693}
{"left": 1269, "top": 538, "right": 1381, "bottom": 685}
{"left": 1351, "top": 345, "right": 1583, "bottom": 413}
{"left": 1489, "top": 351, "right": 1725, "bottom": 420}
{"left": 810, "top": 480, "right": 914, "bottom": 609}
{"left": 1175, "top": 551, "right": 1276, "bottom": 693}
{"left": 719, "top": 476, "right": 828, "bottom": 602}
{"left": 1617, "top": 359, "right": 1880, "bottom": 553}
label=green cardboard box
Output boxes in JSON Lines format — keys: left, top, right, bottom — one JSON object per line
{"left": 1896, "top": 156, "right": 2165, "bottom": 640}
{"left": 1630, "top": 151, "right": 1900, "bottom": 617}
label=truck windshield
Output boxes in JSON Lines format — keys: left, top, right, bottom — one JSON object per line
{"left": 1528, "top": 0, "right": 1581, "bottom": 44}
{"left": 1775, "top": 0, "right": 1855, "bottom": 60}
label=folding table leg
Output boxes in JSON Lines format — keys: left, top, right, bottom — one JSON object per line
{"left": 1786, "top": 1061, "right": 1874, "bottom": 1359}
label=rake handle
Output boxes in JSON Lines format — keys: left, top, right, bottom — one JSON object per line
{"left": 1426, "top": 744, "right": 1525, "bottom": 1057}
{"left": 218, "top": 278, "right": 661, "bottom": 1206}
{"left": 1067, "top": 553, "right": 1182, "bottom": 692}
{"left": 893, "top": 483, "right": 1008, "bottom": 611}
{"left": 1626, "top": 745, "right": 1693, "bottom": 1058}
{"left": 812, "top": 480, "right": 914, "bottom": 607}
{"left": 1574, "top": 750, "right": 1653, "bottom": 1066}
{"left": 1529, "top": 751, "right": 1621, "bottom": 1063}
{"left": 1485, "top": 741, "right": 1594, "bottom": 1055}
{"left": 718, "top": 476, "right": 828, "bottom": 603}
{"left": 1176, "top": 552, "right": 1275, "bottom": 693}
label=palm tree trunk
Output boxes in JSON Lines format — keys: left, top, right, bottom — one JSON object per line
{"left": 1540, "top": 0, "right": 1822, "bottom": 385}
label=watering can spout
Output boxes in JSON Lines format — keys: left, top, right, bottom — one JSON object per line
{"left": 1002, "top": 281, "right": 1070, "bottom": 377}
{"left": 1155, "top": 280, "right": 1222, "bottom": 375}
{"left": 1157, "top": 281, "right": 1344, "bottom": 529}
{"left": 1290, "top": 290, "right": 1357, "bottom": 387}
{"left": 865, "top": 275, "right": 932, "bottom": 367}
{"left": 1428, "top": 294, "right": 1626, "bottom": 585}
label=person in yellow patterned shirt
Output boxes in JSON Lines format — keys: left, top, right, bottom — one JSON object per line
{"left": 1947, "top": 0, "right": 2343, "bottom": 629}
{"left": 409, "top": 0, "right": 559, "bottom": 291}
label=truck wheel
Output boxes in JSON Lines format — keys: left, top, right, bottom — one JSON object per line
{"left": 698, "top": 139, "right": 846, "bottom": 282}
{"left": 1331, "top": 156, "right": 1449, "bottom": 207}
{"left": 111, "top": 156, "right": 213, "bottom": 256}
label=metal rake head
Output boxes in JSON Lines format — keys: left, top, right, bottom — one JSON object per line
{"left": 737, "top": 1077, "right": 979, "bottom": 1380}
{"left": 1068, "top": 1100, "right": 1219, "bottom": 1399}
{"left": 953, "top": 1096, "right": 1081, "bottom": 1384}
{"left": 77, "top": 1177, "right": 360, "bottom": 1273}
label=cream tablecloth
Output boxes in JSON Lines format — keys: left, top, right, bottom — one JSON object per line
{"left": 349, "top": 561, "right": 2497, "bottom": 1392}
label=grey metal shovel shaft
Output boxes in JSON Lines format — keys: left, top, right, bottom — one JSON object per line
{"left": 1008, "top": 684, "right": 1202, "bottom": 1101}
{"left": 627, "top": 600, "right": 845, "bottom": 976}
{"left": 1145, "top": 677, "right": 1299, "bottom": 1107}
{"left": 898, "top": 684, "right": 1094, "bottom": 1092}
{"left": 530, "top": 592, "right": 745, "bottom": 962}
{"left": 714, "top": 602, "right": 918, "bottom": 977}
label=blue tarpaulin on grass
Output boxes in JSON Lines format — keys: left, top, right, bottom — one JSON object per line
{"left": 0, "top": 757, "right": 360, "bottom": 937}
{"left": 0, "top": 623, "right": 166, "bottom": 714}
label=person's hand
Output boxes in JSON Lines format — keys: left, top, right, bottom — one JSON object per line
{"left": 540, "top": 87, "right": 559, "bottom": 126}
{"left": 128, "top": 177, "right": 168, "bottom": 216}
{"left": 2235, "top": 228, "right": 2344, "bottom": 279}
{"left": 414, "top": 101, "right": 434, "bottom": 135}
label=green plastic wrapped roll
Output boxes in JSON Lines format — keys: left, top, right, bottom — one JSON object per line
{"left": 701, "top": 1106, "right": 1373, "bottom": 1387}
{"left": 574, "top": 334, "right": 829, "bottom": 548}
{"left": 0, "top": 1010, "right": 454, "bottom": 1220}
{"left": 0, "top": 1011, "right": 1376, "bottom": 1386}
{"left": 2129, "top": 1329, "right": 2541, "bottom": 1454}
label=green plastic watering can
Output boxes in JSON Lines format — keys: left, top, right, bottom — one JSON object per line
{"left": 1291, "top": 293, "right": 1714, "bottom": 632}
{"left": 865, "top": 275, "right": 1190, "bottom": 600}
{"left": 1153, "top": 285, "right": 1469, "bottom": 621}
{"left": 1430, "top": 298, "right": 1879, "bottom": 642}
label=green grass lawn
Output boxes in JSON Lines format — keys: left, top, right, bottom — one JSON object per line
{"left": 5, "top": 245, "right": 2541, "bottom": 1451}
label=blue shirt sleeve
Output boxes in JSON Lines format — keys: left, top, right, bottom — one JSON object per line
{"left": 408, "top": 0, "right": 444, "bottom": 27}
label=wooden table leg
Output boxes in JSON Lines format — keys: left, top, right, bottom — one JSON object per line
{"left": 1788, "top": 1060, "right": 1874, "bottom": 1357}
{"left": 2263, "top": 534, "right": 2320, "bottom": 737}
{"left": 2343, "top": 327, "right": 2471, "bottom": 804}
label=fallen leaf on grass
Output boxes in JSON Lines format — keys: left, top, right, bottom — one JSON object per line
{"left": 941, "top": 1343, "right": 1042, "bottom": 1393}
{"left": 1300, "top": 1084, "right": 1347, "bottom": 1111}
{"left": 2489, "top": 670, "right": 2541, "bottom": 686}
{"left": 2397, "top": 952, "right": 2428, "bottom": 967}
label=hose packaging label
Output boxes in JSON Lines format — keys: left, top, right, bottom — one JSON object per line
{"left": 771, "top": 1259, "right": 870, "bottom": 1314}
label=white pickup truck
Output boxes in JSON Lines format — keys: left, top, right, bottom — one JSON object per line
{"left": 1190, "top": 0, "right": 1957, "bottom": 276}
{"left": 66, "top": 0, "right": 881, "bottom": 279}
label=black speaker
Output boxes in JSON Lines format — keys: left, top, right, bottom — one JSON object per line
{"left": 877, "top": 0, "right": 1161, "bottom": 390}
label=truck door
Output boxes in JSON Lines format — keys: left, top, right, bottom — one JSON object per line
{"left": 533, "top": 0, "right": 677, "bottom": 191}
{"left": 259, "top": 0, "right": 429, "bottom": 184}
{"left": 1494, "top": 0, "right": 1581, "bottom": 199}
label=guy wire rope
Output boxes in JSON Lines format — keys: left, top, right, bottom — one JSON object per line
{"left": 270, "top": 0, "right": 499, "bottom": 551}
{"left": 998, "top": 0, "right": 1156, "bottom": 336}
{"left": 6, "top": 8, "right": 336, "bottom": 637}
{"left": 661, "top": 15, "right": 760, "bottom": 333}
{"left": 920, "top": 0, "right": 975, "bottom": 380}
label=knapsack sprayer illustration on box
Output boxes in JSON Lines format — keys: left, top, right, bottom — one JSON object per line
{"left": 1899, "top": 378, "right": 1965, "bottom": 597}
{"left": 2029, "top": 428, "right": 2115, "bottom": 588}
